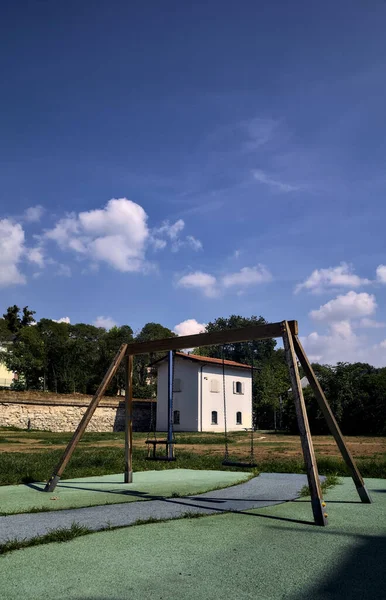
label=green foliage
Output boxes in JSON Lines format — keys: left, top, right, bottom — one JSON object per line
{"left": 285, "top": 361, "right": 386, "bottom": 436}
{"left": 3, "top": 305, "right": 36, "bottom": 334}
{"left": 132, "top": 322, "right": 176, "bottom": 397}
{"left": 0, "top": 523, "right": 91, "bottom": 555}
{"left": 0, "top": 318, "right": 13, "bottom": 343}
{"left": 194, "top": 315, "right": 276, "bottom": 364}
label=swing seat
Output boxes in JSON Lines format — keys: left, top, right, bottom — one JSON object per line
{"left": 222, "top": 459, "right": 257, "bottom": 469}
{"left": 145, "top": 439, "right": 176, "bottom": 461}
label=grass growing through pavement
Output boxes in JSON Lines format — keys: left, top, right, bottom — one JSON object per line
{"left": 0, "top": 510, "right": 220, "bottom": 556}
{"left": 0, "top": 523, "right": 91, "bottom": 555}
{"left": 299, "top": 474, "right": 340, "bottom": 497}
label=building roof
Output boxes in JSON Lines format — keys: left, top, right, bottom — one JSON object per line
{"left": 153, "top": 352, "right": 251, "bottom": 370}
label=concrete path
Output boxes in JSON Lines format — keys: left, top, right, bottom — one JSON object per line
{"left": 0, "top": 473, "right": 316, "bottom": 543}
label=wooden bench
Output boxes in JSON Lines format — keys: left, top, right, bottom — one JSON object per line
{"left": 145, "top": 439, "right": 175, "bottom": 460}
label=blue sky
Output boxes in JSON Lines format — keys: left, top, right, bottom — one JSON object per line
{"left": 1, "top": 1, "right": 386, "bottom": 364}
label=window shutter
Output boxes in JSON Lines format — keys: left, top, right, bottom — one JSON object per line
{"left": 173, "top": 378, "right": 182, "bottom": 392}
{"left": 241, "top": 382, "right": 245, "bottom": 394}
{"left": 210, "top": 379, "right": 219, "bottom": 393}
{"left": 233, "top": 381, "right": 236, "bottom": 393}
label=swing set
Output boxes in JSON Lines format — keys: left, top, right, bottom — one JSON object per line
{"left": 43, "top": 319, "right": 371, "bottom": 526}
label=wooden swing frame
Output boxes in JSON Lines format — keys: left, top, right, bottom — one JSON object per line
{"left": 44, "top": 319, "right": 371, "bottom": 526}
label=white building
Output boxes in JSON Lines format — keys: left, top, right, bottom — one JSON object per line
{"left": 155, "top": 352, "right": 252, "bottom": 432}
{"left": 0, "top": 345, "right": 15, "bottom": 388}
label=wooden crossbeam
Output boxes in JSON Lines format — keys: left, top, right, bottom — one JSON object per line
{"left": 125, "top": 320, "right": 298, "bottom": 356}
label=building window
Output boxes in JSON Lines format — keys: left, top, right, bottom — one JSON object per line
{"left": 210, "top": 379, "right": 220, "bottom": 393}
{"left": 211, "top": 410, "right": 218, "bottom": 425}
{"left": 236, "top": 411, "right": 242, "bottom": 425}
{"left": 234, "top": 381, "right": 244, "bottom": 394}
{"left": 173, "top": 378, "right": 182, "bottom": 392}
{"left": 173, "top": 410, "right": 180, "bottom": 425}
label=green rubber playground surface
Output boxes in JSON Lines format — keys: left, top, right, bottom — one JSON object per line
{"left": 0, "top": 469, "right": 251, "bottom": 515}
{"left": 1, "top": 477, "right": 385, "bottom": 599}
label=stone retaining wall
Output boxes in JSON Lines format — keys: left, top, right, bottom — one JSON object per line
{"left": 0, "top": 390, "right": 155, "bottom": 432}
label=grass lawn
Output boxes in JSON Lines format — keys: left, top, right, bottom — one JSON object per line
{"left": 0, "top": 477, "right": 385, "bottom": 599}
{"left": 0, "top": 428, "right": 385, "bottom": 485}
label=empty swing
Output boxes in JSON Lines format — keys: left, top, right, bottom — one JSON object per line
{"left": 221, "top": 346, "right": 257, "bottom": 469}
{"left": 145, "top": 350, "right": 176, "bottom": 461}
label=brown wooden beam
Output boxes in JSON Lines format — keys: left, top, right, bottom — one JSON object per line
{"left": 125, "top": 320, "right": 298, "bottom": 356}
{"left": 44, "top": 344, "right": 128, "bottom": 492}
{"left": 293, "top": 334, "right": 371, "bottom": 504}
{"left": 282, "top": 321, "right": 327, "bottom": 526}
{"left": 124, "top": 353, "right": 134, "bottom": 483}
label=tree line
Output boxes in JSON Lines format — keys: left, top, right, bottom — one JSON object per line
{"left": 0, "top": 307, "right": 385, "bottom": 435}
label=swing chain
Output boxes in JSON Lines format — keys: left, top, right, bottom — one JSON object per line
{"left": 249, "top": 342, "right": 255, "bottom": 463}
{"left": 222, "top": 346, "right": 229, "bottom": 461}
{"left": 146, "top": 362, "right": 157, "bottom": 441}
{"left": 171, "top": 350, "right": 176, "bottom": 443}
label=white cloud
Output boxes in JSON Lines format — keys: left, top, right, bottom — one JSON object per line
{"left": 177, "top": 271, "right": 218, "bottom": 298}
{"left": 166, "top": 219, "right": 185, "bottom": 240}
{"left": 27, "top": 247, "right": 45, "bottom": 268}
{"left": 376, "top": 264, "right": 386, "bottom": 284}
{"left": 252, "top": 169, "right": 300, "bottom": 193}
{"left": 186, "top": 236, "right": 203, "bottom": 251}
{"left": 24, "top": 205, "right": 45, "bottom": 223}
{"left": 45, "top": 198, "right": 150, "bottom": 273}
{"left": 93, "top": 316, "right": 118, "bottom": 330}
{"left": 310, "top": 291, "right": 377, "bottom": 323}
{"left": 173, "top": 319, "right": 206, "bottom": 336}
{"left": 222, "top": 265, "right": 272, "bottom": 288}
{"left": 153, "top": 219, "right": 184, "bottom": 240}
{"left": 53, "top": 317, "right": 71, "bottom": 324}
{"left": 356, "top": 318, "right": 386, "bottom": 329}
{"left": 151, "top": 219, "right": 202, "bottom": 253}
{"left": 301, "top": 320, "right": 360, "bottom": 364}
{"left": 295, "top": 263, "right": 371, "bottom": 294}
{"left": 151, "top": 238, "right": 167, "bottom": 251}
{"left": 177, "top": 264, "right": 273, "bottom": 298}
{"left": 0, "top": 219, "right": 26, "bottom": 288}
{"left": 302, "top": 320, "right": 386, "bottom": 367}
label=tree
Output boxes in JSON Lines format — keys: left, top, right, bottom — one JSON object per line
{"left": 254, "top": 348, "right": 290, "bottom": 429}
{"left": 2, "top": 325, "right": 46, "bottom": 390}
{"left": 37, "top": 319, "right": 73, "bottom": 393}
{"left": 0, "top": 318, "right": 13, "bottom": 343}
{"left": 194, "top": 315, "right": 276, "bottom": 365}
{"left": 93, "top": 325, "right": 134, "bottom": 395}
{"left": 133, "top": 323, "right": 176, "bottom": 398}
{"left": 3, "top": 305, "right": 36, "bottom": 335}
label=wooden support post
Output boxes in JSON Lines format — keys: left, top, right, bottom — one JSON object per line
{"left": 293, "top": 335, "right": 372, "bottom": 504}
{"left": 44, "top": 344, "right": 128, "bottom": 492}
{"left": 282, "top": 321, "right": 327, "bottom": 526}
{"left": 124, "top": 353, "right": 133, "bottom": 483}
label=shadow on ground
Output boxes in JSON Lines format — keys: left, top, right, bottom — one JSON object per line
{"left": 71, "top": 533, "right": 386, "bottom": 600}
{"left": 289, "top": 532, "right": 386, "bottom": 599}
